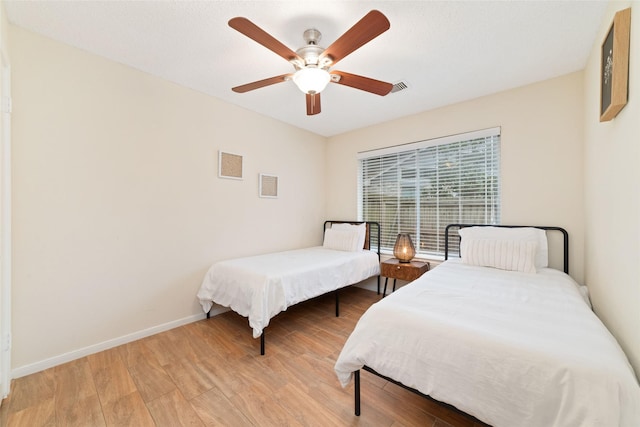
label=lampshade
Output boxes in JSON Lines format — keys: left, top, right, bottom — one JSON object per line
{"left": 292, "top": 67, "right": 331, "bottom": 94}
{"left": 393, "top": 233, "right": 415, "bottom": 263}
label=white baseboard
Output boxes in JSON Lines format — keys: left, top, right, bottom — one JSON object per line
{"left": 11, "top": 307, "right": 228, "bottom": 379}
{"left": 354, "top": 275, "right": 381, "bottom": 293}
{"left": 10, "top": 275, "right": 390, "bottom": 380}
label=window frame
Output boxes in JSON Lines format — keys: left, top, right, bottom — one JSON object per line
{"left": 357, "top": 127, "right": 501, "bottom": 259}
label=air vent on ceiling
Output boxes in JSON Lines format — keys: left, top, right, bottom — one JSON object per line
{"left": 390, "top": 80, "right": 410, "bottom": 94}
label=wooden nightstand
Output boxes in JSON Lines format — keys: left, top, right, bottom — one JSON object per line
{"left": 381, "top": 258, "right": 430, "bottom": 296}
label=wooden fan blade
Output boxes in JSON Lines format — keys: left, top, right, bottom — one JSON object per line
{"left": 320, "top": 10, "right": 390, "bottom": 66}
{"left": 229, "top": 17, "right": 302, "bottom": 63}
{"left": 306, "top": 93, "right": 321, "bottom": 115}
{"left": 232, "top": 74, "right": 291, "bottom": 93}
{"left": 330, "top": 71, "right": 393, "bottom": 96}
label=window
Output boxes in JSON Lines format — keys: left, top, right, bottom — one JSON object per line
{"left": 358, "top": 127, "right": 500, "bottom": 258}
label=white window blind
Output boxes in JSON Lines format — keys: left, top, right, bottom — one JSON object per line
{"left": 358, "top": 128, "right": 501, "bottom": 258}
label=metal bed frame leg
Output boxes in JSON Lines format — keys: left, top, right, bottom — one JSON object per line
{"left": 335, "top": 290, "right": 339, "bottom": 317}
{"left": 260, "top": 330, "right": 265, "bottom": 356}
{"left": 354, "top": 370, "right": 361, "bottom": 416}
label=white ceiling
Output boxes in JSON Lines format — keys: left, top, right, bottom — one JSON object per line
{"left": 4, "top": 1, "right": 608, "bottom": 137}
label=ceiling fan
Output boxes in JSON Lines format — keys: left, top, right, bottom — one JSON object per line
{"left": 228, "top": 10, "right": 393, "bottom": 116}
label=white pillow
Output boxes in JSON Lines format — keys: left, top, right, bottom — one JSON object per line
{"left": 323, "top": 228, "right": 360, "bottom": 252}
{"left": 461, "top": 238, "right": 537, "bottom": 273}
{"left": 458, "top": 226, "right": 548, "bottom": 269}
{"left": 331, "top": 222, "right": 366, "bottom": 250}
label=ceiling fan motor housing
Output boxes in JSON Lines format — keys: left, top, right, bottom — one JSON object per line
{"left": 295, "top": 29, "right": 331, "bottom": 69}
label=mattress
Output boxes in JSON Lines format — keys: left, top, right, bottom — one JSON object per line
{"left": 335, "top": 259, "right": 640, "bottom": 426}
{"left": 197, "top": 246, "right": 380, "bottom": 338}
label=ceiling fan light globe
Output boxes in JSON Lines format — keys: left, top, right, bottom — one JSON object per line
{"left": 293, "top": 67, "right": 331, "bottom": 94}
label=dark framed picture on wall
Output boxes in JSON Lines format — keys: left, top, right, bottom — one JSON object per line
{"left": 600, "top": 7, "right": 631, "bottom": 122}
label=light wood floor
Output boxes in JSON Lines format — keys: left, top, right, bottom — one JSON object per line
{"left": 0, "top": 286, "right": 489, "bottom": 426}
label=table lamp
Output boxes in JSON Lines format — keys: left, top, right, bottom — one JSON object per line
{"left": 393, "top": 233, "right": 415, "bottom": 263}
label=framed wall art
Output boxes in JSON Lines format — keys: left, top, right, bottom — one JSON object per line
{"left": 600, "top": 7, "right": 631, "bottom": 122}
{"left": 259, "top": 173, "right": 278, "bottom": 198}
{"left": 218, "top": 151, "right": 243, "bottom": 180}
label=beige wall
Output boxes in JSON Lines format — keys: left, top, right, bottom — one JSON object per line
{"left": 326, "top": 72, "right": 585, "bottom": 282}
{"left": 10, "top": 26, "right": 326, "bottom": 373}
{"left": 583, "top": 1, "right": 640, "bottom": 376}
{"left": 0, "top": 1, "right": 11, "bottom": 398}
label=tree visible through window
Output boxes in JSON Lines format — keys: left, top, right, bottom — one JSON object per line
{"left": 358, "top": 128, "right": 500, "bottom": 257}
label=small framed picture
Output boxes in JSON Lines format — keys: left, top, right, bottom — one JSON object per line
{"left": 600, "top": 8, "right": 631, "bottom": 122}
{"left": 259, "top": 173, "right": 278, "bottom": 198}
{"left": 218, "top": 151, "right": 243, "bottom": 180}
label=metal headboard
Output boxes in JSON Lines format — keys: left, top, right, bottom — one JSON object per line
{"left": 444, "top": 224, "right": 569, "bottom": 274}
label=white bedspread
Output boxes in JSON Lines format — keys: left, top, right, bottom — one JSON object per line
{"left": 335, "top": 260, "right": 640, "bottom": 427}
{"left": 198, "top": 247, "right": 379, "bottom": 338}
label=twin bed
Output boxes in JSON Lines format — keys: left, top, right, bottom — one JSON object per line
{"left": 334, "top": 224, "right": 640, "bottom": 426}
{"left": 197, "top": 220, "right": 380, "bottom": 354}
